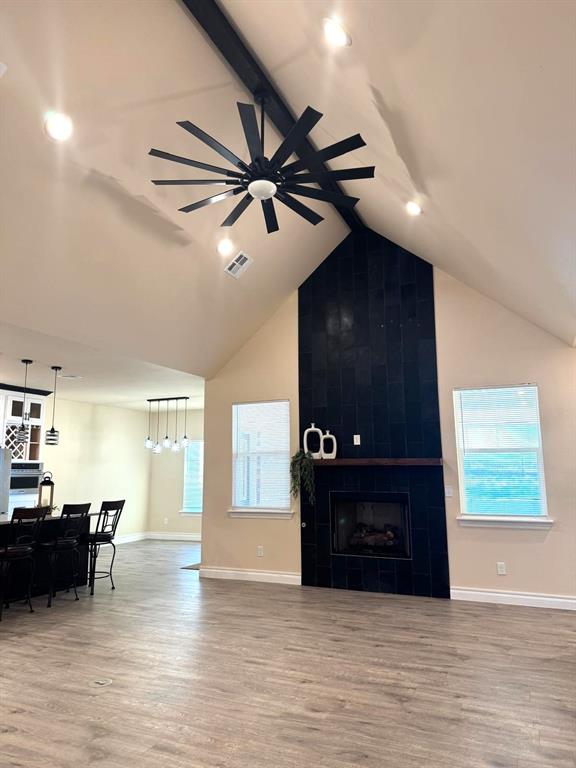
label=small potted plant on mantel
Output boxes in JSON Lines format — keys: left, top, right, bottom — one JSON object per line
{"left": 290, "top": 450, "right": 315, "bottom": 506}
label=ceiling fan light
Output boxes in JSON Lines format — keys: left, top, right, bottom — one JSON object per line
{"left": 323, "top": 18, "right": 351, "bottom": 47}
{"left": 248, "top": 179, "right": 277, "bottom": 200}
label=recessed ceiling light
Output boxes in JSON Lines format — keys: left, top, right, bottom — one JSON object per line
{"left": 323, "top": 17, "right": 352, "bottom": 48}
{"left": 44, "top": 111, "right": 73, "bottom": 142}
{"left": 217, "top": 237, "right": 235, "bottom": 257}
{"left": 405, "top": 201, "right": 422, "bottom": 216}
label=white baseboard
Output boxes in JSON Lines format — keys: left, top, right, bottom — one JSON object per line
{"left": 200, "top": 566, "right": 301, "bottom": 586}
{"left": 115, "top": 532, "right": 201, "bottom": 544}
{"left": 451, "top": 587, "right": 576, "bottom": 611}
{"left": 146, "top": 532, "right": 201, "bottom": 542}
{"left": 115, "top": 532, "right": 147, "bottom": 544}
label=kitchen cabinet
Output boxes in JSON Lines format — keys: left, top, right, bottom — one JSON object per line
{"left": 0, "top": 391, "right": 46, "bottom": 462}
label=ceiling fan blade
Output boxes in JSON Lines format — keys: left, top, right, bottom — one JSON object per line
{"left": 269, "top": 106, "right": 323, "bottom": 169}
{"left": 177, "top": 121, "right": 250, "bottom": 173}
{"left": 284, "top": 184, "right": 359, "bottom": 208}
{"left": 275, "top": 191, "right": 324, "bottom": 225}
{"left": 151, "top": 179, "right": 239, "bottom": 186}
{"left": 237, "top": 102, "right": 263, "bottom": 163}
{"left": 281, "top": 134, "right": 366, "bottom": 175}
{"left": 178, "top": 187, "right": 244, "bottom": 213}
{"left": 288, "top": 166, "right": 375, "bottom": 184}
{"left": 149, "top": 149, "right": 242, "bottom": 177}
{"left": 261, "top": 199, "right": 279, "bottom": 233}
{"left": 221, "top": 194, "right": 253, "bottom": 227}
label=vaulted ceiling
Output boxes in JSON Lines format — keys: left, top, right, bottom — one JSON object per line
{"left": 0, "top": 0, "right": 574, "bottom": 400}
{"left": 223, "top": 0, "right": 576, "bottom": 346}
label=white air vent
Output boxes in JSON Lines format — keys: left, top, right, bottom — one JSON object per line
{"left": 225, "top": 251, "right": 253, "bottom": 279}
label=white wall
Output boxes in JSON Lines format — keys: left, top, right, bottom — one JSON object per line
{"left": 44, "top": 398, "right": 150, "bottom": 536}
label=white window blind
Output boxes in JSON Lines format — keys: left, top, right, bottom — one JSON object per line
{"left": 453, "top": 385, "right": 547, "bottom": 517}
{"left": 232, "top": 401, "right": 291, "bottom": 512}
{"left": 182, "top": 441, "right": 204, "bottom": 514}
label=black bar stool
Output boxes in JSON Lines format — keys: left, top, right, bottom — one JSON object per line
{"left": 0, "top": 506, "right": 49, "bottom": 621}
{"left": 38, "top": 503, "right": 91, "bottom": 607}
{"left": 87, "top": 500, "right": 125, "bottom": 596}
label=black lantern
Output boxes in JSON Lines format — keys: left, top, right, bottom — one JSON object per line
{"left": 38, "top": 471, "right": 55, "bottom": 511}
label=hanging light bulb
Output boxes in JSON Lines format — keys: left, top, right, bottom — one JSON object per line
{"left": 171, "top": 399, "right": 180, "bottom": 452}
{"left": 181, "top": 399, "right": 189, "bottom": 447}
{"left": 45, "top": 365, "right": 62, "bottom": 446}
{"left": 16, "top": 359, "right": 33, "bottom": 445}
{"left": 144, "top": 400, "right": 154, "bottom": 449}
{"left": 153, "top": 400, "right": 162, "bottom": 453}
{"left": 162, "top": 400, "right": 172, "bottom": 449}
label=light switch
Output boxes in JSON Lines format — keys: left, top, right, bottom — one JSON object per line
{"left": 353, "top": 434, "right": 361, "bottom": 446}
{"left": 445, "top": 485, "right": 454, "bottom": 498}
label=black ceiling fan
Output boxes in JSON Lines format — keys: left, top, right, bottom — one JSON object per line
{"left": 149, "top": 101, "right": 374, "bottom": 234}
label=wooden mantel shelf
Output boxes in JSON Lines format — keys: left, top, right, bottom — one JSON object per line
{"left": 313, "top": 458, "right": 443, "bottom": 467}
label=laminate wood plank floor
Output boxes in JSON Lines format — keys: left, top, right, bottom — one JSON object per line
{"left": 1, "top": 541, "right": 574, "bottom": 768}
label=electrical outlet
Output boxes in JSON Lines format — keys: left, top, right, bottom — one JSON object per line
{"left": 256, "top": 545, "right": 264, "bottom": 557}
{"left": 353, "top": 434, "right": 361, "bottom": 446}
{"left": 497, "top": 561, "right": 507, "bottom": 576}
{"left": 163, "top": 517, "right": 168, "bottom": 526}
{"left": 445, "top": 485, "right": 454, "bottom": 498}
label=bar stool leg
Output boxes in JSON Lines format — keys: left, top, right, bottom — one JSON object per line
{"left": 47, "top": 551, "right": 56, "bottom": 608}
{"left": 0, "top": 560, "right": 7, "bottom": 622}
{"left": 72, "top": 548, "right": 79, "bottom": 601}
{"left": 109, "top": 542, "right": 117, "bottom": 590}
{"left": 27, "top": 556, "right": 35, "bottom": 613}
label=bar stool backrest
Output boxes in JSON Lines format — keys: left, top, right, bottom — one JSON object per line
{"left": 95, "top": 500, "right": 125, "bottom": 538}
{"left": 59, "top": 503, "right": 91, "bottom": 542}
{"left": 10, "top": 506, "right": 49, "bottom": 547}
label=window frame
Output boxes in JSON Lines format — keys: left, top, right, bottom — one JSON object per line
{"left": 452, "top": 384, "right": 553, "bottom": 528}
{"left": 229, "top": 399, "right": 293, "bottom": 519}
{"left": 180, "top": 439, "right": 204, "bottom": 515}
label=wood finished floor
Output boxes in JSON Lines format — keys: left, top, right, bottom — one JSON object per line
{"left": 0, "top": 541, "right": 574, "bottom": 768}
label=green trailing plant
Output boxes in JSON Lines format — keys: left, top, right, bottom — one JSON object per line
{"left": 290, "top": 450, "right": 316, "bottom": 506}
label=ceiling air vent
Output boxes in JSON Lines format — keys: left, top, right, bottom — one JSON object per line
{"left": 224, "top": 251, "right": 253, "bottom": 279}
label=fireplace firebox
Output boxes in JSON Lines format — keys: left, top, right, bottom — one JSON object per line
{"left": 330, "top": 491, "right": 411, "bottom": 559}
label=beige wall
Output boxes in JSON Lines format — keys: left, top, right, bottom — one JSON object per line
{"left": 201, "top": 272, "right": 576, "bottom": 599}
{"left": 43, "top": 398, "right": 150, "bottom": 536}
{"left": 202, "top": 293, "right": 300, "bottom": 574}
{"left": 147, "top": 409, "right": 204, "bottom": 535}
{"left": 435, "top": 270, "right": 576, "bottom": 597}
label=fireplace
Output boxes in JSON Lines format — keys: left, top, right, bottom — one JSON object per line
{"left": 331, "top": 491, "right": 411, "bottom": 559}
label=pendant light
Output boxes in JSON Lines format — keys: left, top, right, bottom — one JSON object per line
{"left": 162, "top": 400, "right": 172, "bottom": 449}
{"left": 144, "top": 401, "right": 154, "bottom": 449}
{"left": 171, "top": 399, "right": 180, "bottom": 452}
{"left": 153, "top": 400, "right": 162, "bottom": 453}
{"left": 16, "top": 359, "right": 33, "bottom": 444}
{"left": 181, "top": 401, "right": 189, "bottom": 448}
{"left": 45, "top": 365, "right": 62, "bottom": 445}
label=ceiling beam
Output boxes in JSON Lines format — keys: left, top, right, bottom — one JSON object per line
{"left": 179, "top": 0, "right": 365, "bottom": 231}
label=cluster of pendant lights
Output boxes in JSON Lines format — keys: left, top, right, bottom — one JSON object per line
{"left": 16, "top": 359, "right": 62, "bottom": 446}
{"left": 144, "top": 397, "right": 190, "bottom": 454}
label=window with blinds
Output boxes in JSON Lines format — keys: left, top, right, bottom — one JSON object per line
{"left": 453, "top": 385, "right": 547, "bottom": 517}
{"left": 232, "top": 401, "right": 291, "bottom": 512}
{"left": 182, "top": 440, "right": 204, "bottom": 514}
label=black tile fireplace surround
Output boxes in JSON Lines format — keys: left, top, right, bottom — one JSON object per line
{"left": 298, "top": 228, "right": 450, "bottom": 598}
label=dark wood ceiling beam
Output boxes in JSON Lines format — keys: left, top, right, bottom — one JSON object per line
{"left": 179, "top": 0, "right": 364, "bottom": 231}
